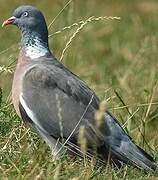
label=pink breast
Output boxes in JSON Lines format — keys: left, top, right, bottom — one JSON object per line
{"left": 12, "top": 48, "right": 31, "bottom": 116}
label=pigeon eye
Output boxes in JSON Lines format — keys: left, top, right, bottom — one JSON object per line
{"left": 23, "top": 12, "right": 29, "bottom": 17}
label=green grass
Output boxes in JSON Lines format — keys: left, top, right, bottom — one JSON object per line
{"left": 0, "top": 0, "right": 158, "bottom": 179}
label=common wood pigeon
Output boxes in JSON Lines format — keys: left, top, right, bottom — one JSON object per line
{"left": 2, "top": 5, "right": 157, "bottom": 173}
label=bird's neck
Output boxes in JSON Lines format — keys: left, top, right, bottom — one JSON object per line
{"left": 21, "top": 31, "right": 51, "bottom": 59}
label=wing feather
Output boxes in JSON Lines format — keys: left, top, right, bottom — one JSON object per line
{"left": 20, "top": 61, "right": 100, "bottom": 142}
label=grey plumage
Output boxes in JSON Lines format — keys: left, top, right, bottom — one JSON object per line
{"left": 3, "top": 5, "right": 157, "bottom": 173}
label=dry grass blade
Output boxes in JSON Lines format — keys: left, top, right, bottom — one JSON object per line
{"left": 59, "top": 16, "right": 93, "bottom": 61}
{"left": 95, "top": 101, "right": 106, "bottom": 128}
{"left": 114, "top": 90, "right": 132, "bottom": 117}
{"left": 66, "top": 141, "right": 105, "bottom": 165}
{"left": 0, "top": 65, "right": 13, "bottom": 74}
{"left": 34, "top": 170, "right": 44, "bottom": 180}
{"left": 111, "top": 102, "right": 158, "bottom": 110}
{"left": 48, "top": 0, "right": 73, "bottom": 29}
{"left": 137, "top": 81, "right": 158, "bottom": 145}
{"left": 118, "top": 37, "right": 150, "bottom": 86}
{"left": 0, "top": 58, "right": 16, "bottom": 75}
{"left": 114, "top": 90, "right": 155, "bottom": 154}
{"left": 49, "top": 16, "right": 121, "bottom": 37}
{"left": 122, "top": 107, "right": 139, "bottom": 129}
{"left": 0, "top": 87, "right": 2, "bottom": 107}
{"left": 144, "top": 81, "right": 157, "bottom": 120}
{"left": 0, "top": 44, "right": 17, "bottom": 56}
{"left": 59, "top": 16, "right": 121, "bottom": 61}
{"left": 53, "top": 165, "right": 61, "bottom": 180}
{"left": 78, "top": 126, "right": 87, "bottom": 154}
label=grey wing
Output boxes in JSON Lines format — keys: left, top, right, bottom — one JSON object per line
{"left": 19, "top": 64, "right": 101, "bottom": 146}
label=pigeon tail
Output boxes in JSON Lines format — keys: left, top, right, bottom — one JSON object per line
{"left": 103, "top": 112, "right": 157, "bottom": 173}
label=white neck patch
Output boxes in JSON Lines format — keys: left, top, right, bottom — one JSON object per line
{"left": 25, "top": 38, "right": 49, "bottom": 59}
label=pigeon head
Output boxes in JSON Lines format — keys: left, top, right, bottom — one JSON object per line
{"left": 2, "top": 5, "right": 49, "bottom": 47}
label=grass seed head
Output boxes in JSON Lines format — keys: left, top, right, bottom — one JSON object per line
{"left": 78, "top": 126, "right": 87, "bottom": 154}
{"left": 95, "top": 101, "right": 106, "bottom": 128}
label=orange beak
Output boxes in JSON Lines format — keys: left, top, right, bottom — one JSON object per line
{"left": 2, "top": 16, "right": 16, "bottom": 27}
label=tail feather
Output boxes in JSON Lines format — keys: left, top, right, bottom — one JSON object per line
{"left": 110, "top": 141, "right": 156, "bottom": 173}
{"left": 103, "top": 112, "right": 157, "bottom": 173}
